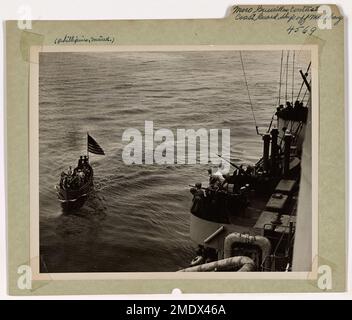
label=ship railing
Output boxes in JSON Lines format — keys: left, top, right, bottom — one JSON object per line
{"left": 204, "top": 226, "right": 225, "bottom": 244}
{"left": 260, "top": 223, "right": 295, "bottom": 272}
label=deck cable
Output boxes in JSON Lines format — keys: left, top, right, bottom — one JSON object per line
{"left": 239, "top": 51, "right": 260, "bottom": 135}
{"left": 268, "top": 50, "right": 284, "bottom": 133}
{"left": 291, "top": 51, "right": 295, "bottom": 105}
{"left": 285, "top": 51, "right": 289, "bottom": 102}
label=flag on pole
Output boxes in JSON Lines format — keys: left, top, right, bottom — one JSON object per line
{"left": 87, "top": 134, "right": 105, "bottom": 155}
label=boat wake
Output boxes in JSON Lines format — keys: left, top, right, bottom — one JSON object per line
{"left": 60, "top": 189, "right": 106, "bottom": 217}
{"left": 54, "top": 194, "right": 106, "bottom": 237}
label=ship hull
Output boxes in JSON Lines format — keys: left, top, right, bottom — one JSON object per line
{"left": 60, "top": 194, "right": 89, "bottom": 212}
{"left": 57, "top": 170, "right": 94, "bottom": 213}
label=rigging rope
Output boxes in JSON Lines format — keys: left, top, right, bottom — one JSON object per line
{"left": 267, "top": 114, "right": 275, "bottom": 133}
{"left": 305, "top": 93, "right": 311, "bottom": 108}
{"left": 268, "top": 50, "right": 284, "bottom": 133}
{"left": 296, "top": 62, "right": 311, "bottom": 101}
{"left": 278, "top": 50, "right": 284, "bottom": 107}
{"left": 239, "top": 51, "right": 259, "bottom": 135}
{"left": 285, "top": 51, "right": 289, "bottom": 102}
{"left": 291, "top": 51, "right": 295, "bottom": 105}
{"left": 302, "top": 79, "right": 311, "bottom": 102}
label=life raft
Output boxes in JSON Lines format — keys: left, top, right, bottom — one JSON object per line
{"left": 190, "top": 255, "right": 205, "bottom": 267}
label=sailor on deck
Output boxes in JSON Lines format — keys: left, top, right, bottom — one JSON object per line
{"left": 190, "top": 183, "right": 206, "bottom": 215}
{"left": 208, "top": 165, "right": 225, "bottom": 190}
{"left": 286, "top": 101, "right": 293, "bottom": 109}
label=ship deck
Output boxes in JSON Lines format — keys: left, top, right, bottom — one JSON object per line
{"left": 190, "top": 178, "right": 299, "bottom": 252}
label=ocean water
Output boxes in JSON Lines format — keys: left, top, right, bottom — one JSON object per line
{"left": 39, "top": 50, "right": 310, "bottom": 272}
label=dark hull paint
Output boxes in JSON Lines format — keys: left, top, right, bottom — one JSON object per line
{"left": 60, "top": 194, "right": 89, "bottom": 212}
{"left": 57, "top": 168, "right": 94, "bottom": 212}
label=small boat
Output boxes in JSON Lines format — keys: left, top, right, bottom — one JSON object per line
{"left": 55, "top": 133, "right": 105, "bottom": 212}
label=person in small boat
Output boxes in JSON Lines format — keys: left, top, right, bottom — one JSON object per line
{"left": 71, "top": 175, "right": 80, "bottom": 189}
{"left": 83, "top": 163, "right": 91, "bottom": 178}
{"left": 63, "top": 166, "right": 82, "bottom": 189}
{"left": 60, "top": 172, "right": 66, "bottom": 189}
{"left": 77, "top": 156, "right": 84, "bottom": 169}
{"left": 62, "top": 177, "right": 67, "bottom": 189}
{"left": 77, "top": 170, "right": 85, "bottom": 184}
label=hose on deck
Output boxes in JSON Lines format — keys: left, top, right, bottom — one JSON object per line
{"left": 178, "top": 256, "right": 255, "bottom": 272}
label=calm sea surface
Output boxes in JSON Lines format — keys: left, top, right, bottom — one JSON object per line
{"left": 39, "top": 50, "right": 309, "bottom": 272}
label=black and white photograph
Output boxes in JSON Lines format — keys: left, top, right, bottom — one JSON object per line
{"left": 36, "top": 47, "right": 313, "bottom": 274}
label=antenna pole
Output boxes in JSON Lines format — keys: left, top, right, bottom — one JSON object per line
{"left": 87, "top": 132, "right": 89, "bottom": 160}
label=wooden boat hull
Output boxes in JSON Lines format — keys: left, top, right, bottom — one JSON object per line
{"left": 56, "top": 172, "right": 94, "bottom": 212}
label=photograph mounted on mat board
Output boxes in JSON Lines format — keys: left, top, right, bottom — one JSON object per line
{"left": 29, "top": 45, "right": 318, "bottom": 280}
{"left": 6, "top": 4, "right": 345, "bottom": 294}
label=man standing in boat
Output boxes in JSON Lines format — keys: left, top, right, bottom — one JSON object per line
{"left": 77, "top": 156, "right": 83, "bottom": 169}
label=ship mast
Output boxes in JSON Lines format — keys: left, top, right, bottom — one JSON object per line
{"left": 299, "top": 70, "right": 311, "bottom": 92}
{"left": 87, "top": 132, "right": 89, "bottom": 161}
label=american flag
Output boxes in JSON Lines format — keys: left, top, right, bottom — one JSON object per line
{"left": 87, "top": 134, "right": 105, "bottom": 155}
